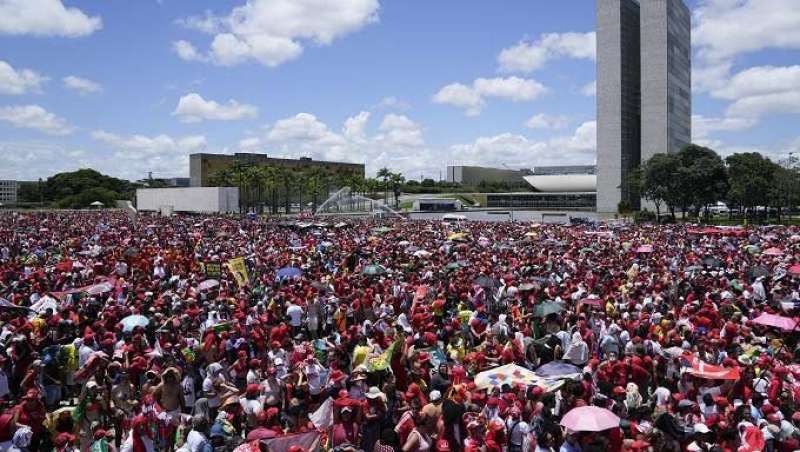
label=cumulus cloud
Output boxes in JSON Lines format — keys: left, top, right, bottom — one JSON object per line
{"left": 172, "top": 40, "right": 210, "bottom": 63}
{"left": 172, "top": 93, "right": 258, "bottom": 123}
{"left": 498, "top": 32, "right": 595, "bottom": 73}
{"left": 91, "top": 130, "right": 206, "bottom": 157}
{"left": 62, "top": 75, "right": 102, "bottom": 94}
{"left": 0, "top": 105, "right": 73, "bottom": 135}
{"left": 0, "top": 60, "right": 48, "bottom": 95}
{"left": 448, "top": 121, "right": 596, "bottom": 169}
{"left": 693, "top": 0, "right": 800, "bottom": 93}
{"left": 0, "top": 0, "right": 101, "bottom": 37}
{"left": 525, "top": 113, "right": 569, "bottom": 130}
{"left": 174, "top": 0, "right": 379, "bottom": 67}
{"left": 433, "top": 77, "right": 548, "bottom": 116}
{"left": 692, "top": 115, "right": 757, "bottom": 140}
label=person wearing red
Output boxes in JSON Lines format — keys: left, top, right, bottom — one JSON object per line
{"left": 13, "top": 389, "right": 46, "bottom": 450}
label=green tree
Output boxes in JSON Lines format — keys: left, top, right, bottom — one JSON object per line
{"left": 639, "top": 152, "right": 682, "bottom": 218}
{"left": 674, "top": 144, "right": 728, "bottom": 218}
{"left": 726, "top": 152, "right": 779, "bottom": 220}
{"left": 376, "top": 167, "right": 391, "bottom": 204}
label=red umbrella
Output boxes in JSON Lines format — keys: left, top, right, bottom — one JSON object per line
{"left": 763, "top": 247, "right": 783, "bottom": 256}
{"left": 246, "top": 427, "right": 277, "bottom": 442}
{"left": 751, "top": 313, "right": 798, "bottom": 331}
{"left": 789, "top": 265, "right": 800, "bottom": 276}
{"left": 634, "top": 244, "right": 653, "bottom": 253}
{"left": 579, "top": 297, "right": 604, "bottom": 308}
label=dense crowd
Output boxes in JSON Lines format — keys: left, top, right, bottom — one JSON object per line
{"left": 0, "top": 211, "right": 799, "bottom": 452}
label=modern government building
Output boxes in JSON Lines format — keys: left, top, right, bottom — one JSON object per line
{"left": 596, "top": 0, "right": 692, "bottom": 213}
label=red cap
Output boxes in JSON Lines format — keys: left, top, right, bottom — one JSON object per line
{"left": 246, "top": 384, "right": 260, "bottom": 395}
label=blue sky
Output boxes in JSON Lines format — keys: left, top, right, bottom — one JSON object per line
{"left": 0, "top": 0, "right": 798, "bottom": 181}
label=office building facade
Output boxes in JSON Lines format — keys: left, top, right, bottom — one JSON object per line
{"left": 190, "top": 153, "right": 365, "bottom": 187}
{"left": 640, "top": 0, "right": 691, "bottom": 163}
{"left": 597, "top": 0, "right": 642, "bottom": 213}
{"left": 0, "top": 180, "right": 18, "bottom": 205}
{"left": 446, "top": 166, "right": 530, "bottom": 187}
{"left": 596, "top": 0, "right": 691, "bottom": 213}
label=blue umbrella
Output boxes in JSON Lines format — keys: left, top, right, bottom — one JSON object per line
{"left": 535, "top": 361, "right": 581, "bottom": 378}
{"left": 120, "top": 314, "right": 150, "bottom": 332}
{"left": 277, "top": 267, "right": 303, "bottom": 279}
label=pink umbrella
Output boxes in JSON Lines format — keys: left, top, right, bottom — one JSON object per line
{"left": 579, "top": 297, "right": 604, "bottom": 308}
{"left": 560, "top": 406, "right": 621, "bottom": 432}
{"left": 763, "top": 247, "right": 783, "bottom": 256}
{"left": 634, "top": 244, "right": 653, "bottom": 253}
{"left": 752, "top": 313, "right": 798, "bottom": 331}
{"left": 789, "top": 265, "right": 800, "bottom": 276}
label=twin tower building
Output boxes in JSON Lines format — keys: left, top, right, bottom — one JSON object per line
{"left": 596, "top": 0, "right": 691, "bottom": 213}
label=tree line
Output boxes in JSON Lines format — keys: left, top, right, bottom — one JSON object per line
{"left": 629, "top": 144, "right": 800, "bottom": 221}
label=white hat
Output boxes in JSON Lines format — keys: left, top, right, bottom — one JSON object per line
{"left": 430, "top": 390, "right": 442, "bottom": 402}
{"left": 693, "top": 423, "right": 710, "bottom": 434}
{"left": 365, "top": 386, "right": 386, "bottom": 401}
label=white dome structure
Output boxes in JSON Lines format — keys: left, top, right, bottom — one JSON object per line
{"left": 523, "top": 174, "right": 597, "bottom": 193}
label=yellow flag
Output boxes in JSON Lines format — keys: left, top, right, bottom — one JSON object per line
{"left": 228, "top": 257, "right": 249, "bottom": 288}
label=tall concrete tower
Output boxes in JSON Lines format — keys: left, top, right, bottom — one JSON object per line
{"left": 596, "top": 0, "right": 642, "bottom": 213}
{"left": 640, "top": 0, "right": 692, "bottom": 163}
{"left": 595, "top": 0, "right": 691, "bottom": 214}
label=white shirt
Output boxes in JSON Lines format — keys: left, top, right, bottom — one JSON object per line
{"left": 286, "top": 304, "right": 304, "bottom": 327}
{"left": 181, "top": 376, "right": 195, "bottom": 408}
{"left": 186, "top": 430, "right": 208, "bottom": 452}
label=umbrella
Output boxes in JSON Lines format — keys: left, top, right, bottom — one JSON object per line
{"left": 372, "top": 226, "right": 393, "bottom": 234}
{"left": 702, "top": 256, "right": 723, "bottom": 268}
{"left": 85, "top": 281, "right": 113, "bottom": 295}
{"left": 276, "top": 267, "right": 303, "bottom": 279}
{"left": 763, "top": 247, "right": 783, "bottom": 256}
{"left": 474, "top": 364, "right": 541, "bottom": 390}
{"left": 124, "top": 247, "right": 140, "bottom": 258}
{"left": 398, "top": 240, "right": 411, "bottom": 247}
{"left": 579, "top": 297, "right": 604, "bottom": 308}
{"left": 121, "top": 314, "right": 150, "bottom": 332}
{"left": 474, "top": 275, "right": 500, "bottom": 288}
{"left": 747, "top": 266, "right": 769, "bottom": 281}
{"left": 446, "top": 262, "right": 463, "bottom": 271}
{"left": 789, "top": 265, "right": 800, "bottom": 276}
{"left": 560, "top": 406, "right": 620, "bottom": 432}
{"left": 198, "top": 279, "right": 220, "bottom": 291}
{"left": 751, "top": 313, "right": 798, "bottom": 331}
{"left": 413, "top": 250, "right": 432, "bottom": 258}
{"left": 745, "top": 245, "right": 760, "bottom": 255}
{"left": 447, "top": 232, "right": 469, "bottom": 242}
{"left": 362, "top": 264, "right": 387, "bottom": 276}
{"left": 90, "top": 201, "right": 104, "bottom": 207}
{"left": 634, "top": 244, "right": 654, "bottom": 253}
{"left": 535, "top": 361, "right": 582, "bottom": 378}
{"left": 533, "top": 301, "right": 564, "bottom": 317}
{"left": 518, "top": 283, "right": 537, "bottom": 291}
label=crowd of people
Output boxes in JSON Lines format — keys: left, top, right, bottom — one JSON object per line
{"left": 0, "top": 210, "right": 799, "bottom": 452}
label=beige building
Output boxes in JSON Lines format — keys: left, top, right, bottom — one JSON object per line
{"left": 190, "top": 153, "right": 365, "bottom": 187}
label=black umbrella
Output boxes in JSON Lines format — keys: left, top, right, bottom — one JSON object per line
{"left": 702, "top": 256, "right": 723, "bottom": 268}
{"left": 474, "top": 275, "right": 500, "bottom": 288}
{"left": 747, "top": 265, "right": 769, "bottom": 282}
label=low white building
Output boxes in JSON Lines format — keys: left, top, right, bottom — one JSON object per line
{"left": 136, "top": 187, "right": 239, "bottom": 213}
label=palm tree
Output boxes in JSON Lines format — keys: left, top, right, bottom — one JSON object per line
{"left": 390, "top": 172, "right": 405, "bottom": 208}
{"left": 377, "top": 167, "right": 391, "bottom": 204}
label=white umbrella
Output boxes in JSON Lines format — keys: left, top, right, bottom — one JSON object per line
{"left": 413, "top": 250, "right": 431, "bottom": 258}
{"left": 198, "top": 279, "right": 220, "bottom": 291}
{"left": 90, "top": 201, "right": 104, "bottom": 207}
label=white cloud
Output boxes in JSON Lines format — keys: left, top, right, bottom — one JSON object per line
{"left": 449, "top": 121, "right": 596, "bottom": 169}
{"left": 0, "top": 60, "right": 48, "bottom": 95}
{"left": 174, "top": 0, "right": 380, "bottom": 67}
{"left": 238, "top": 137, "right": 262, "bottom": 151}
{"left": 91, "top": 130, "right": 207, "bottom": 158}
{"left": 693, "top": 0, "right": 800, "bottom": 64}
{"left": 62, "top": 75, "right": 102, "bottom": 94}
{"left": 375, "top": 96, "right": 410, "bottom": 111}
{"left": 580, "top": 80, "right": 596, "bottom": 97}
{"left": 498, "top": 32, "right": 596, "bottom": 73}
{"left": 433, "top": 77, "right": 548, "bottom": 116}
{"left": 525, "top": 113, "right": 569, "bottom": 130}
{"left": 172, "top": 40, "right": 210, "bottom": 63}
{"left": 702, "top": 66, "right": 800, "bottom": 120}
{"left": 0, "top": 105, "right": 73, "bottom": 135}
{"left": 0, "top": 0, "right": 101, "bottom": 37}
{"left": 692, "top": 115, "right": 756, "bottom": 140}
{"left": 376, "top": 113, "right": 424, "bottom": 148}
{"left": 172, "top": 93, "right": 258, "bottom": 123}
{"left": 692, "top": 0, "right": 800, "bottom": 93}
{"left": 432, "top": 83, "right": 484, "bottom": 116}
{"left": 343, "top": 111, "right": 370, "bottom": 141}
